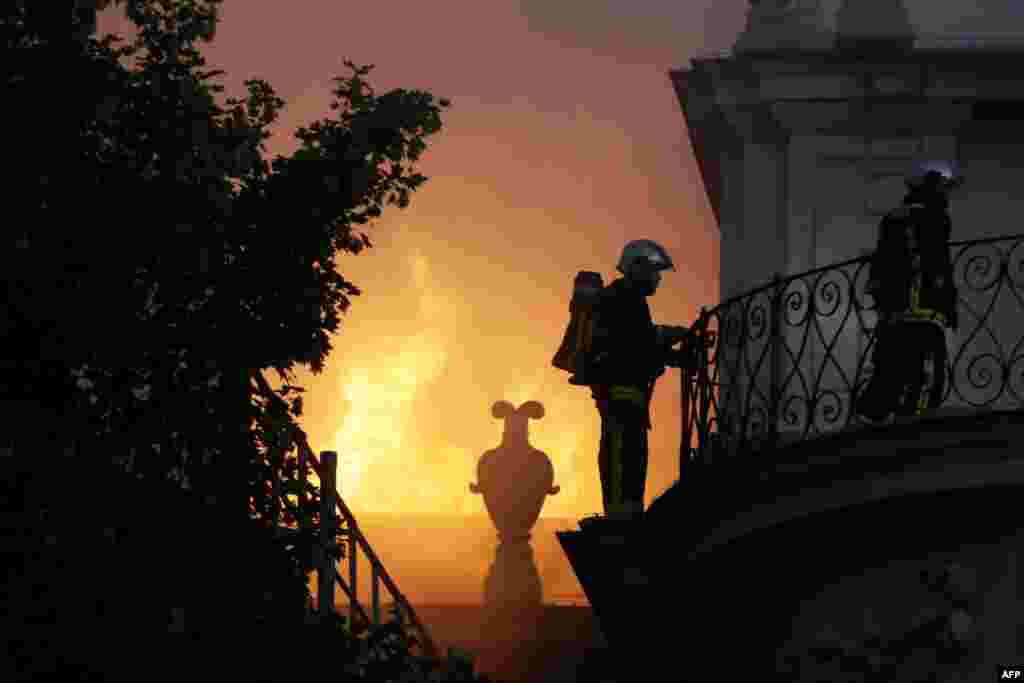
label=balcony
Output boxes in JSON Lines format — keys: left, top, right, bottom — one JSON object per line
{"left": 558, "top": 234, "right": 1024, "bottom": 681}
{"left": 681, "top": 233, "right": 1024, "bottom": 468}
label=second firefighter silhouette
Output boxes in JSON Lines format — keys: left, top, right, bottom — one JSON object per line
{"left": 470, "top": 400, "right": 559, "bottom": 611}
{"left": 856, "top": 160, "right": 962, "bottom": 423}
{"left": 553, "top": 240, "right": 690, "bottom": 522}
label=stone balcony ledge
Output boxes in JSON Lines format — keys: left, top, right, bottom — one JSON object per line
{"left": 650, "top": 406, "right": 1024, "bottom": 563}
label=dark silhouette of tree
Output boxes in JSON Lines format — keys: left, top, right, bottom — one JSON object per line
{"left": 8, "top": 0, "right": 448, "bottom": 506}
{"left": 1, "top": 3, "right": 484, "bottom": 681}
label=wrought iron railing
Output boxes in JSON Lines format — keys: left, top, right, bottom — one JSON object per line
{"left": 250, "top": 371, "right": 439, "bottom": 660}
{"left": 680, "top": 234, "right": 1024, "bottom": 469}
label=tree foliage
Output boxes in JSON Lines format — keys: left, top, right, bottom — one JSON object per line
{"left": 8, "top": 0, "right": 449, "bottom": 503}
{"left": 2, "top": 1, "right": 473, "bottom": 679}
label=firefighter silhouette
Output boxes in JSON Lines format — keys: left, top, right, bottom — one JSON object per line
{"left": 857, "top": 161, "right": 961, "bottom": 423}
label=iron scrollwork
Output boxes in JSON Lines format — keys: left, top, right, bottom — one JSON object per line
{"left": 681, "top": 235, "right": 1024, "bottom": 469}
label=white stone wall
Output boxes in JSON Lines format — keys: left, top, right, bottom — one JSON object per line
{"left": 955, "top": 140, "right": 1024, "bottom": 242}
{"left": 717, "top": 142, "right": 746, "bottom": 303}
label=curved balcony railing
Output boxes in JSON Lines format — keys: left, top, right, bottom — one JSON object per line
{"left": 680, "top": 234, "right": 1024, "bottom": 468}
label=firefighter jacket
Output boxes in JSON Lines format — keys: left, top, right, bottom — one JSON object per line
{"left": 868, "top": 190, "right": 959, "bottom": 330}
{"left": 588, "top": 277, "right": 666, "bottom": 402}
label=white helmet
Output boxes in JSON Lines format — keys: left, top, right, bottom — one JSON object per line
{"left": 616, "top": 239, "right": 676, "bottom": 276}
{"left": 905, "top": 159, "right": 964, "bottom": 190}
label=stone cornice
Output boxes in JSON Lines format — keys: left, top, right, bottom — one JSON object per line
{"left": 693, "top": 48, "right": 1024, "bottom": 76}
{"left": 677, "top": 53, "right": 1023, "bottom": 139}
{"left": 688, "top": 54, "right": 1024, "bottom": 100}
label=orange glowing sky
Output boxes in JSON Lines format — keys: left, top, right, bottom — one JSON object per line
{"left": 96, "top": 0, "right": 747, "bottom": 519}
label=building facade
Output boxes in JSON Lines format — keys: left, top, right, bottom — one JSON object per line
{"left": 670, "top": 0, "right": 1024, "bottom": 444}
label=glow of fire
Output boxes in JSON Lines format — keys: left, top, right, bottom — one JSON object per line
{"left": 328, "top": 249, "right": 455, "bottom": 512}
{"left": 319, "top": 248, "right": 600, "bottom": 518}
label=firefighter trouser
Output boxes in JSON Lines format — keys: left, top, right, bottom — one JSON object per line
{"left": 857, "top": 319, "right": 948, "bottom": 420}
{"left": 595, "top": 386, "right": 649, "bottom": 518}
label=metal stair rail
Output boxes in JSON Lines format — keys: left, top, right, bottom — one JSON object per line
{"left": 251, "top": 371, "right": 439, "bottom": 660}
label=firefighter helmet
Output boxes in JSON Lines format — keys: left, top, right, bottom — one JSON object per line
{"left": 615, "top": 239, "right": 676, "bottom": 276}
{"left": 905, "top": 160, "right": 964, "bottom": 190}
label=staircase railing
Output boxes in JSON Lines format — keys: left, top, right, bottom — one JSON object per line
{"left": 680, "top": 234, "right": 1024, "bottom": 472}
{"left": 0, "top": 361, "right": 440, "bottom": 660}
{"left": 251, "top": 371, "right": 438, "bottom": 660}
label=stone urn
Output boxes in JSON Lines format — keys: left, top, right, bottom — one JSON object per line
{"left": 469, "top": 400, "right": 560, "bottom": 542}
